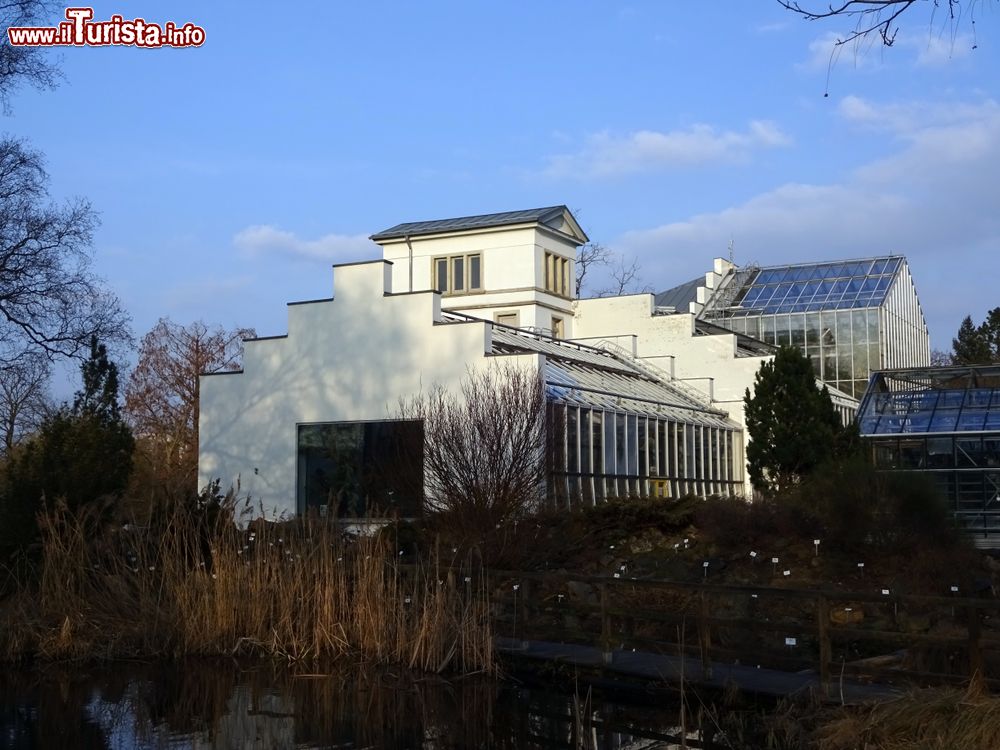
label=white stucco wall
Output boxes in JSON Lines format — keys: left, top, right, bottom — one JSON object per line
{"left": 572, "top": 294, "right": 771, "bottom": 494}
{"left": 378, "top": 225, "right": 578, "bottom": 336}
{"left": 198, "top": 259, "right": 541, "bottom": 518}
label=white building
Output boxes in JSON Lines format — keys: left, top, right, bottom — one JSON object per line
{"left": 198, "top": 207, "right": 755, "bottom": 517}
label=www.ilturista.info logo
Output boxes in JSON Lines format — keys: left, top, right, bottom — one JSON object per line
{"left": 7, "top": 7, "right": 205, "bottom": 48}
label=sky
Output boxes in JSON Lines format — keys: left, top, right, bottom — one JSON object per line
{"left": 6, "top": 1, "right": 1000, "bottom": 393}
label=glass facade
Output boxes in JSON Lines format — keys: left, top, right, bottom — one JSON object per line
{"left": 547, "top": 402, "right": 742, "bottom": 506}
{"left": 726, "top": 307, "right": 879, "bottom": 399}
{"left": 704, "top": 257, "right": 929, "bottom": 399}
{"left": 859, "top": 366, "right": 1000, "bottom": 539}
{"left": 485, "top": 324, "right": 745, "bottom": 505}
{"left": 297, "top": 420, "right": 424, "bottom": 518}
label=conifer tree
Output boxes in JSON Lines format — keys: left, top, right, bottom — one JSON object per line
{"left": 744, "top": 346, "right": 858, "bottom": 496}
{"left": 952, "top": 315, "right": 993, "bottom": 365}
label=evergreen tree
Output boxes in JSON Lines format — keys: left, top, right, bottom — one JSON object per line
{"left": 744, "top": 346, "right": 858, "bottom": 496}
{"left": 952, "top": 315, "right": 992, "bottom": 365}
{"left": 0, "top": 338, "right": 134, "bottom": 550}
{"left": 73, "top": 335, "right": 123, "bottom": 421}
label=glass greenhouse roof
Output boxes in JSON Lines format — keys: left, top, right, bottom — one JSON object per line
{"left": 725, "top": 256, "right": 902, "bottom": 316}
{"left": 858, "top": 366, "right": 1000, "bottom": 435}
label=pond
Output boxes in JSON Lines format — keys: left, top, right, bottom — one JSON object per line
{"left": 0, "top": 659, "right": 746, "bottom": 749}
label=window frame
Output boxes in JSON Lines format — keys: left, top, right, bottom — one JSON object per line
{"left": 544, "top": 251, "right": 573, "bottom": 298}
{"left": 432, "top": 253, "right": 483, "bottom": 295}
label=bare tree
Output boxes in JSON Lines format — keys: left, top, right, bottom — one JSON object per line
{"left": 575, "top": 242, "right": 612, "bottom": 296}
{"left": 124, "top": 319, "right": 255, "bottom": 502}
{"left": 596, "top": 254, "right": 654, "bottom": 297}
{"left": 399, "top": 364, "right": 547, "bottom": 547}
{"left": 0, "top": 348, "right": 49, "bottom": 454}
{"left": 0, "top": 138, "right": 130, "bottom": 360}
{"left": 778, "top": 0, "right": 991, "bottom": 48}
{"left": 0, "top": 1, "right": 61, "bottom": 111}
{"left": 930, "top": 348, "right": 954, "bottom": 366}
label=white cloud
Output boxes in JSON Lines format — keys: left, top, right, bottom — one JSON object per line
{"left": 799, "top": 27, "right": 975, "bottom": 73}
{"left": 541, "top": 121, "right": 791, "bottom": 179}
{"left": 909, "top": 32, "right": 975, "bottom": 66}
{"left": 798, "top": 31, "right": 879, "bottom": 73}
{"left": 837, "top": 94, "right": 999, "bottom": 135}
{"left": 616, "top": 96, "right": 1000, "bottom": 346}
{"left": 233, "top": 225, "right": 379, "bottom": 262}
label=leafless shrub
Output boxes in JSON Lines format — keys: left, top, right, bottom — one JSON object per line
{"left": 399, "top": 363, "right": 547, "bottom": 556}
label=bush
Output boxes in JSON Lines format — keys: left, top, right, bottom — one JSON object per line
{"left": 792, "top": 457, "right": 961, "bottom": 554}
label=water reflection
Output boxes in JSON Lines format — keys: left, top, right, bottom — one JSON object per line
{"left": 0, "top": 660, "right": 721, "bottom": 749}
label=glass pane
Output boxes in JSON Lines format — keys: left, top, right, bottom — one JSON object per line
{"left": 627, "top": 415, "right": 638, "bottom": 475}
{"left": 452, "top": 257, "right": 464, "bottom": 291}
{"left": 604, "top": 412, "right": 616, "bottom": 474}
{"left": 592, "top": 411, "right": 603, "bottom": 476}
{"left": 615, "top": 413, "right": 627, "bottom": 475}
{"left": 926, "top": 438, "right": 953, "bottom": 468}
{"left": 957, "top": 438, "right": 984, "bottom": 468}
{"left": 297, "top": 420, "right": 424, "bottom": 518}
{"left": 899, "top": 439, "right": 924, "bottom": 468}
{"left": 436, "top": 259, "right": 448, "bottom": 292}
{"left": 469, "top": 255, "right": 481, "bottom": 289}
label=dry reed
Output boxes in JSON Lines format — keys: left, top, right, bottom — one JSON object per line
{"left": 812, "top": 685, "right": 1000, "bottom": 750}
{"left": 0, "top": 499, "right": 494, "bottom": 673}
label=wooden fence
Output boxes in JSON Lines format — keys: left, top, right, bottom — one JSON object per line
{"left": 483, "top": 569, "right": 1000, "bottom": 690}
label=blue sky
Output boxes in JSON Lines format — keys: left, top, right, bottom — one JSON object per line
{"left": 7, "top": 1, "right": 1000, "bottom": 389}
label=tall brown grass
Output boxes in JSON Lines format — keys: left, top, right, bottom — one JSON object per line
{"left": 0, "top": 498, "right": 494, "bottom": 673}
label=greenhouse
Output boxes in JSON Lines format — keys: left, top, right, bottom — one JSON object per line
{"left": 858, "top": 365, "right": 1000, "bottom": 541}
{"left": 486, "top": 322, "right": 744, "bottom": 505}
{"left": 658, "top": 256, "right": 930, "bottom": 399}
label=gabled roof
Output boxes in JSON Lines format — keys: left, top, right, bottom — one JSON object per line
{"left": 370, "top": 205, "right": 588, "bottom": 244}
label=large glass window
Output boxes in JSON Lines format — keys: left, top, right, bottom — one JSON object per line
{"left": 297, "top": 420, "right": 423, "bottom": 518}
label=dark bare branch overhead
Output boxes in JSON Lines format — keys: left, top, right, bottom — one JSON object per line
{"left": 0, "top": 137, "right": 130, "bottom": 361}
{"left": 777, "top": 0, "right": 990, "bottom": 47}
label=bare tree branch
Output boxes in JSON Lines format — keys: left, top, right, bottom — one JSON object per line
{"left": 0, "top": 1, "right": 61, "bottom": 112}
{"left": 595, "top": 254, "right": 654, "bottom": 298}
{"left": 575, "top": 242, "right": 612, "bottom": 296}
{"left": 0, "top": 137, "right": 130, "bottom": 361}
{"left": 0, "top": 346, "right": 49, "bottom": 454}
{"left": 778, "top": 0, "right": 989, "bottom": 48}
{"left": 398, "top": 363, "right": 546, "bottom": 556}
{"left": 124, "top": 318, "right": 255, "bottom": 503}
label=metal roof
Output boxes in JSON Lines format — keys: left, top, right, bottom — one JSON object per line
{"left": 370, "top": 205, "right": 587, "bottom": 243}
{"left": 858, "top": 365, "right": 1000, "bottom": 435}
{"left": 487, "top": 326, "right": 737, "bottom": 428}
{"left": 654, "top": 276, "right": 701, "bottom": 311}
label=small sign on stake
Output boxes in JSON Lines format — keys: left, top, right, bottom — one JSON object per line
{"left": 783, "top": 569, "right": 791, "bottom": 577}
{"left": 785, "top": 637, "right": 797, "bottom": 647}
{"left": 813, "top": 539, "right": 821, "bottom": 556}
